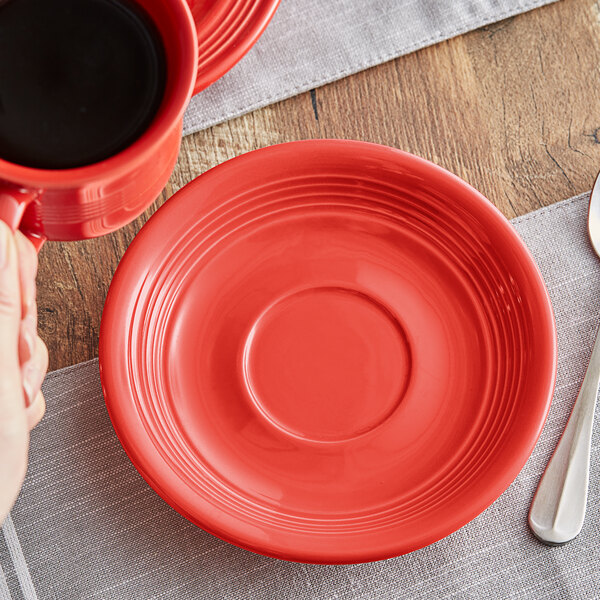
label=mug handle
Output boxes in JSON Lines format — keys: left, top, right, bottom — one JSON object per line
{"left": 0, "top": 185, "right": 46, "bottom": 252}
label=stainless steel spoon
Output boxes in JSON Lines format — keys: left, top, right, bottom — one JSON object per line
{"left": 528, "top": 175, "right": 600, "bottom": 545}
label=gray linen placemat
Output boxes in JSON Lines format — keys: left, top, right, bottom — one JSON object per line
{"left": 183, "top": 0, "right": 558, "bottom": 135}
{"left": 1, "top": 192, "right": 599, "bottom": 599}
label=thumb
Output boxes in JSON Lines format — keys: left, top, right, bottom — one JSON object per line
{"left": 0, "top": 220, "right": 27, "bottom": 436}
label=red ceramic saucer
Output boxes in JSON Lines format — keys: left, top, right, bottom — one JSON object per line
{"left": 99, "top": 140, "right": 557, "bottom": 563}
{"left": 188, "top": 0, "right": 280, "bottom": 94}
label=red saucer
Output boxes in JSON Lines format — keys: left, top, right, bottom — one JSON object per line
{"left": 99, "top": 140, "right": 557, "bottom": 563}
{"left": 188, "top": 0, "right": 280, "bottom": 94}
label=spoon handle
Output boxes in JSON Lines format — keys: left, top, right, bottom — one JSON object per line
{"left": 528, "top": 323, "right": 600, "bottom": 545}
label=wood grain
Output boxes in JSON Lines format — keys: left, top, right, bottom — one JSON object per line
{"left": 37, "top": 0, "right": 600, "bottom": 370}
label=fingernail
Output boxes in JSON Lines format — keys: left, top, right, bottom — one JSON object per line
{"left": 0, "top": 221, "right": 9, "bottom": 269}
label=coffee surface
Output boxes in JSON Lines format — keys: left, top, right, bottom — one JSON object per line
{"left": 0, "top": 0, "right": 166, "bottom": 169}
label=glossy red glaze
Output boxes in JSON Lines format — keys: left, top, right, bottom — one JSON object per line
{"left": 0, "top": 0, "right": 198, "bottom": 242}
{"left": 100, "top": 140, "right": 557, "bottom": 563}
{"left": 188, "top": 0, "right": 280, "bottom": 94}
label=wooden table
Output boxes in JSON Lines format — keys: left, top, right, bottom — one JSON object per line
{"left": 39, "top": 0, "right": 600, "bottom": 370}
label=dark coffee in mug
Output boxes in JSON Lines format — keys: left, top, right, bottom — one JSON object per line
{"left": 0, "top": 0, "right": 166, "bottom": 169}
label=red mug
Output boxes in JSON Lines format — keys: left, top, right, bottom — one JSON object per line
{"left": 0, "top": 0, "right": 198, "bottom": 249}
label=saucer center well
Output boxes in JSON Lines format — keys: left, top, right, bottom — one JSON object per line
{"left": 243, "top": 287, "right": 411, "bottom": 442}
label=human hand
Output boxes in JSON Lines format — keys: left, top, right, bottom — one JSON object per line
{"left": 0, "top": 221, "right": 48, "bottom": 525}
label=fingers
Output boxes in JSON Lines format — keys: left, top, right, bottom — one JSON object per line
{"left": 14, "top": 232, "right": 37, "bottom": 317}
{"left": 0, "top": 226, "right": 44, "bottom": 524}
{"left": 18, "top": 304, "right": 37, "bottom": 366}
{"left": 22, "top": 335, "right": 48, "bottom": 412}
{"left": 16, "top": 233, "right": 38, "bottom": 366}
{"left": 0, "top": 221, "right": 28, "bottom": 523}
{"left": 0, "top": 221, "right": 26, "bottom": 430}
{"left": 26, "top": 391, "right": 46, "bottom": 431}
{"left": 15, "top": 230, "right": 48, "bottom": 423}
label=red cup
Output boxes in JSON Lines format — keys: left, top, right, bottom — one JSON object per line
{"left": 0, "top": 0, "right": 198, "bottom": 250}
